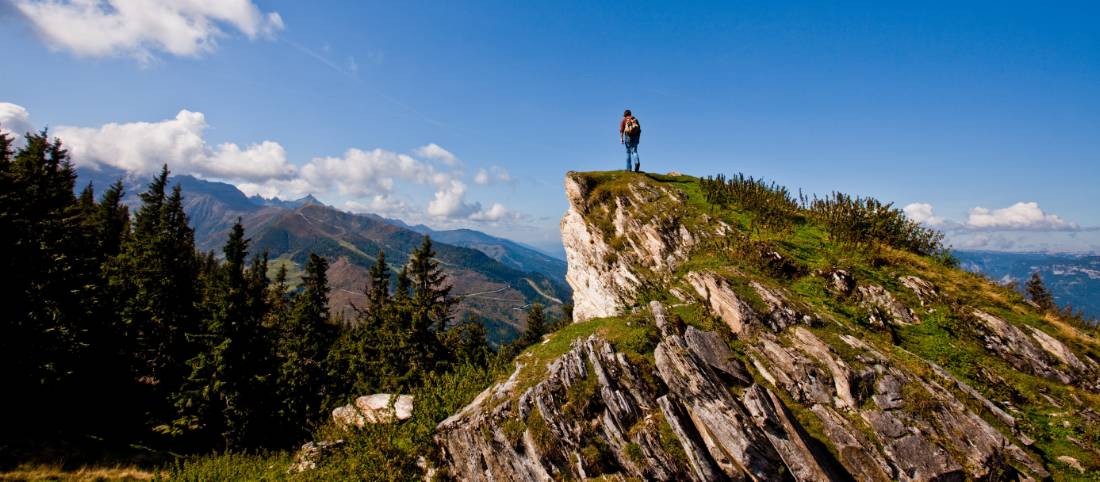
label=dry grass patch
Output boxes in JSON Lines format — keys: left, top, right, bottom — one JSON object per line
{"left": 0, "top": 464, "right": 159, "bottom": 481}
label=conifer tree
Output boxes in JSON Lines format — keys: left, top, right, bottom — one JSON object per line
{"left": 404, "top": 236, "right": 456, "bottom": 379}
{"left": 276, "top": 253, "right": 337, "bottom": 441}
{"left": 522, "top": 302, "right": 547, "bottom": 345}
{"left": 366, "top": 250, "right": 391, "bottom": 318}
{"left": 0, "top": 131, "right": 96, "bottom": 436}
{"left": 1027, "top": 271, "right": 1055, "bottom": 311}
{"left": 94, "top": 180, "right": 130, "bottom": 258}
{"left": 110, "top": 167, "right": 201, "bottom": 426}
{"left": 408, "top": 236, "right": 457, "bottom": 332}
{"left": 172, "top": 221, "right": 270, "bottom": 449}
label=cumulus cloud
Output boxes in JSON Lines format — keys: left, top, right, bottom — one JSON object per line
{"left": 427, "top": 180, "right": 478, "bottom": 218}
{"left": 424, "top": 180, "right": 517, "bottom": 222}
{"left": 469, "top": 203, "right": 513, "bottom": 222}
{"left": 473, "top": 165, "right": 512, "bottom": 185}
{"left": 966, "top": 202, "right": 1077, "bottom": 231}
{"left": 0, "top": 102, "right": 35, "bottom": 146}
{"left": 54, "top": 109, "right": 296, "bottom": 182}
{"left": 297, "top": 148, "right": 448, "bottom": 198}
{"left": 414, "top": 143, "right": 458, "bottom": 166}
{"left": 12, "top": 101, "right": 520, "bottom": 225}
{"left": 907, "top": 201, "right": 1079, "bottom": 232}
{"left": 903, "top": 202, "right": 943, "bottom": 226}
{"left": 12, "top": 0, "right": 284, "bottom": 62}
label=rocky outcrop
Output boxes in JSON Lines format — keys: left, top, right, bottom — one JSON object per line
{"left": 747, "top": 324, "right": 1046, "bottom": 481}
{"left": 436, "top": 334, "right": 691, "bottom": 481}
{"left": 971, "top": 310, "right": 1099, "bottom": 390}
{"left": 435, "top": 173, "right": 1098, "bottom": 480}
{"left": 332, "top": 394, "right": 413, "bottom": 428}
{"left": 898, "top": 275, "right": 937, "bottom": 306}
{"left": 972, "top": 310, "right": 1075, "bottom": 384}
{"left": 439, "top": 280, "right": 1056, "bottom": 480}
{"left": 437, "top": 302, "right": 845, "bottom": 481}
{"left": 561, "top": 172, "right": 699, "bottom": 321}
{"left": 561, "top": 175, "right": 642, "bottom": 321}
{"left": 685, "top": 271, "right": 757, "bottom": 334}
{"left": 857, "top": 284, "right": 918, "bottom": 326}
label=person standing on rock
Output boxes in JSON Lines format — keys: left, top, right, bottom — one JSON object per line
{"left": 619, "top": 109, "right": 641, "bottom": 172}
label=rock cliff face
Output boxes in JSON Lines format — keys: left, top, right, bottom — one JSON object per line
{"left": 437, "top": 172, "right": 1100, "bottom": 480}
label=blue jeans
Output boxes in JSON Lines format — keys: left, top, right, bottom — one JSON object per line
{"left": 624, "top": 138, "right": 640, "bottom": 171}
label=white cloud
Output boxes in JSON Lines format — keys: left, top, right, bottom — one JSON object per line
{"left": 0, "top": 103, "right": 35, "bottom": 146}
{"left": 414, "top": 143, "right": 458, "bottom": 166}
{"left": 966, "top": 202, "right": 1077, "bottom": 231}
{"left": 299, "top": 148, "right": 444, "bottom": 197}
{"left": 473, "top": 168, "right": 490, "bottom": 185}
{"left": 54, "top": 109, "right": 296, "bottom": 182}
{"left": 427, "top": 180, "right": 478, "bottom": 218}
{"left": 469, "top": 203, "right": 513, "bottom": 222}
{"left": 13, "top": 102, "right": 523, "bottom": 226}
{"left": 13, "top": 0, "right": 284, "bottom": 62}
{"left": 904, "top": 202, "right": 944, "bottom": 226}
{"left": 473, "top": 165, "right": 512, "bottom": 185}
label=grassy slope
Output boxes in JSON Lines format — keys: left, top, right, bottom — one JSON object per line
{"left": 159, "top": 171, "right": 1100, "bottom": 480}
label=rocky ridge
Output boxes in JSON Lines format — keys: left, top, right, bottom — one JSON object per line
{"left": 437, "top": 172, "right": 1100, "bottom": 480}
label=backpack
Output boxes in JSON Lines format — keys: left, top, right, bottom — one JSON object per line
{"left": 624, "top": 117, "right": 641, "bottom": 138}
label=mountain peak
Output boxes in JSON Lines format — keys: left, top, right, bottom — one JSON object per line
{"left": 435, "top": 170, "right": 1099, "bottom": 479}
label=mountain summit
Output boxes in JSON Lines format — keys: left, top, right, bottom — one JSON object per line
{"left": 435, "top": 171, "right": 1100, "bottom": 480}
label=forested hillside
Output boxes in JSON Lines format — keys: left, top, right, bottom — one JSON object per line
{"left": 0, "top": 130, "right": 562, "bottom": 478}
{"left": 76, "top": 166, "right": 570, "bottom": 343}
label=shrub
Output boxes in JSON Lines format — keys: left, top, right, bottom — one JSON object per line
{"left": 701, "top": 174, "right": 799, "bottom": 231}
{"left": 807, "top": 191, "right": 946, "bottom": 257}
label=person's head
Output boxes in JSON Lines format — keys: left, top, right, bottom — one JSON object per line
{"left": 623, "top": 109, "right": 632, "bottom": 117}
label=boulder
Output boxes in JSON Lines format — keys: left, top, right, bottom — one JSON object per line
{"left": 332, "top": 394, "right": 414, "bottom": 429}
{"left": 857, "top": 284, "right": 918, "bottom": 326}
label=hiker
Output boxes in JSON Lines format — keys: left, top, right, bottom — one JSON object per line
{"left": 619, "top": 109, "right": 641, "bottom": 172}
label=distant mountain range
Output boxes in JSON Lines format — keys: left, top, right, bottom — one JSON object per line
{"left": 956, "top": 250, "right": 1100, "bottom": 320}
{"left": 76, "top": 166, "right": 570, "bottom": 343}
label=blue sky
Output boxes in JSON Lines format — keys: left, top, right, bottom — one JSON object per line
{"left": 1, "top": 1, "right": 1098, "bottom": 254}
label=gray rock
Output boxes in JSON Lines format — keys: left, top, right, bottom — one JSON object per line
{"left": 821, "top": 269, "right": 854, "bottom": 296}
{"left": 971, "top": 310, "right": 1075, "bottom": 384}
{"left": 898, "top": 275, "right": 937, "bottom": 306}
{"left": 686, "top": 271, "right": 757, "bottom": 335}
{"left": 857, "top": 284, "right": 918, "bottom": 326}
{"left": 684, "top": 326, "right": 752, "bottom": 385}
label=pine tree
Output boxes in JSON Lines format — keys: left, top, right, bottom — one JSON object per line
{"left": 95, "top": 180, "right": 130, "bottom": 258}
{"left": 1026, "top": 271, "right": 1055, "bottom": 311}
{"left": 366, "top": 250, "right": 391, "bottom": 318}
{"left": 172, "top": 221, "right": 271, "bottom": 449}
{"left": 276, "top": 253, "right": 337, "bottom": 441}
{"left": 404, "top": 236, "right": 456, "bottom": 379}
{"left": 110, "top": 167, "right": 201, "bottom": 427}
{"left": 522, "top": 303, "right": 547, "bottom": 345}
{"left": 0, "top": 131, "right": 101, "bottom": 437}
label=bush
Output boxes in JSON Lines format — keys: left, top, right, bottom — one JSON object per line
{"left": 807, "top": 192, "right": 946, "bottom": 257}
{"left": 701, "top": 174, "right": 799, "bottom": 231}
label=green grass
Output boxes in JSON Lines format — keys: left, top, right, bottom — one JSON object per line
{"left": 164, "top": 363, "right": 499, "bottom": 481}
